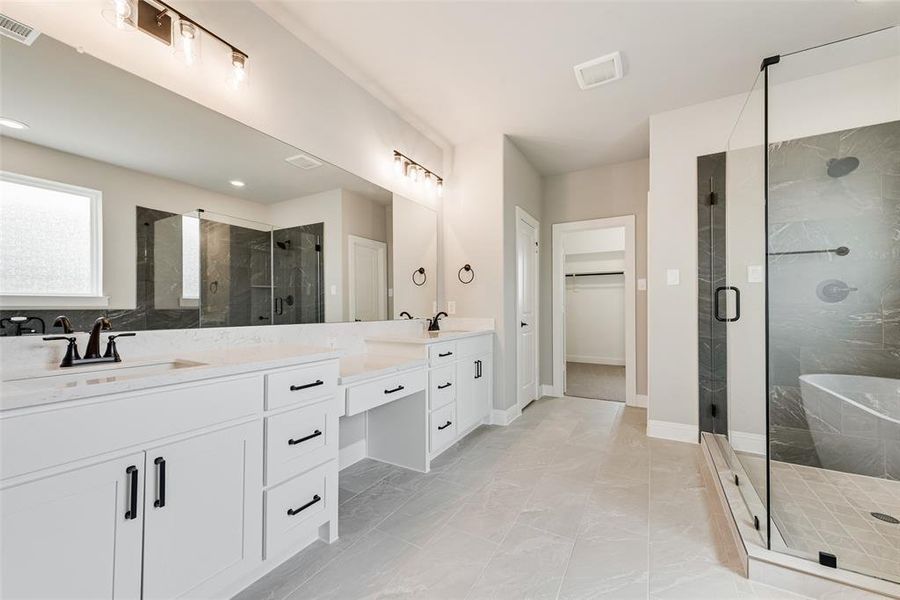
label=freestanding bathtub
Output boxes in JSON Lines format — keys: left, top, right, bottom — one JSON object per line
{"left": 798, "top": 374, "right": 900, "bottom": 479}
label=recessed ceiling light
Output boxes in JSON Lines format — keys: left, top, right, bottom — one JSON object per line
{"left": 0, "top": 117, "right": 28, "bottom": 130}
{"left": 229, "top": 180, "right": 245, "bottom": 188}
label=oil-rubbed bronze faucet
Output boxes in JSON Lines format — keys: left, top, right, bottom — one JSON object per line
{"left": 43, "top": 315, "right": 136, "bottom": 368}
{"left": 428, "top": 312, "right": 448, "bottom": 332}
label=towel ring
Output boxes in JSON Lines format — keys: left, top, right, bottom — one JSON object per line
{"left": 412, "top": 267, "right": 427, "bottom": 287}
{"left": 458, "top": 264, "right": 475, "bottom": 284}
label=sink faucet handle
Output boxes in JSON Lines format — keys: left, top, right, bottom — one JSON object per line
{"left": 103, "top": 332, "right": 136, "bottom": 362}
{"left": 43, "top": 336, "right": 82, "bottom": 368}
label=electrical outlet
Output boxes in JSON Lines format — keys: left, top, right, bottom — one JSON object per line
{"left": 637, "top": 278, "right": 647, "bottom": 291}
{"left": 447, "top": 301, "right": 456, "bottom": 315}
{"left": 666, "top": 269, "right": 680, "bottom": 286}
{"left": 330, "top": 285, "right": 337, "bottom": 296}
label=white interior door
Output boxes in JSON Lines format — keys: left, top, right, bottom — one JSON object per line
{"left": 348, "top": 235, "right": 387, "bottom": 322}
{"left": 516, "top": 209, "right": 539, "bottom": 410}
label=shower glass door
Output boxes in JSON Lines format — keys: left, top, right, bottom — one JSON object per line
{"left": 765, "top": 26, "right": 899, "bottom": 582}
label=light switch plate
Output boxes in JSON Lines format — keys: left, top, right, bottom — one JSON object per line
{"left": 637, "top": 278, "right": 647, "bottom": 291}
{"left": 330, "top": 285, "right": 337, "bottom": 296}
{"left": 666, "top": 269, "right": 680, "bottom": 286}
{"left": 747, "top": 265, "right": 764, "bottom": 283}
{"left": 447, "top": 301, "right": 457, "bottom": 315}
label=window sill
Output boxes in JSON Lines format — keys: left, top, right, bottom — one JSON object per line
{"left": 0, "top": 295, "right": 110, "bottom": 310}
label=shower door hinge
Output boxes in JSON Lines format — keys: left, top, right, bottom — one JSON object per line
{"left": 710, "top": 403, "right": 718, "bottom": 418}
{"left": 315, "top": 243, "right": 322, "bottom": 252}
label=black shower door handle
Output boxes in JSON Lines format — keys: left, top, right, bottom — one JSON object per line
{"left": 714, "top": 286, "right": 741, "bottom": 322}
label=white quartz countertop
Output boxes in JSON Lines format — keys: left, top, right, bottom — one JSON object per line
{"left": 0, "top": 344, "right": 338, "bottom": 412}
{"left": 339, "top": 354, "right": 425, "bottom": 385}
{"left": 365, "top": 329, "right": 493, "bottom": 345}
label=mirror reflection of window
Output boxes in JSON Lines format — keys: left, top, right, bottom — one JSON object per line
{"left": 181, "top": 215, "right": 200, "bottom": 302}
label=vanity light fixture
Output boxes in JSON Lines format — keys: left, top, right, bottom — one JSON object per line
{"left": 0, "top": 117, "right": 28, "bottom": 130}
{"left": 102, "top": 0, "right": 249, "bottom": 91}
{"left": 229, "top": 180, "right": 245, "bottom": 188}
{"left": 393, "top": 150, "right": 443, "bottom": 198}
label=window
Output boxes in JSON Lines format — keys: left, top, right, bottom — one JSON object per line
{"left": 0, "top": 172, "right": 103, "bottom": 303}
{"left": 181, "top": 215, "right": 200, "bottom": 302}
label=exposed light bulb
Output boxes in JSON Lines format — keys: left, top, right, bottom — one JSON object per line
{"left": 425, "top": 172, "right": 435, "bottom": 192}
{"left": 411, "top": 166, "right": 422, "bottom": 183}
{"left": 436, "top": 179, "right": 443, "bottom": 198}
{"left": 228, "top": 51, "right": 249, "bottom": 91}
{"left": 393, "top": 154, "right": 404, "bottom": 176}
{"left": 174, "top": 20, "right": 202, "bottom": 67}
{"left": 101, "top": 0, "right": 136, "bottom": 30}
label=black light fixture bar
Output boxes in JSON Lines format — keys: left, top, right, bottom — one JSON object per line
{"left": 393, "top": 150, "right": 442, "bottom": 184}
{"left": 145, "top": 0, "right": 248, "bottom": 59}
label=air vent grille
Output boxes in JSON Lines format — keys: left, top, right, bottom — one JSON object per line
{"left": 574, "top": 51, "right": 623, "bottom": 90}
{"left": 0, "top": 14, "right": 39, "bottom": 46}
{"left": 285, "top": 153, "right": 323, "bottom": 170}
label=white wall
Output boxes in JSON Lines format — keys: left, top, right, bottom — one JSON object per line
{"left": 0, "top": 137, "right": 269, "bottom": 309}
{"left": 647, "top": 50, "right": 900, "bottom": 434}
{"left": 541, "top": 158, "right": 649, "bottom": 395}
{"left": 4, "top": 1, "right": 443, "bottom": 210}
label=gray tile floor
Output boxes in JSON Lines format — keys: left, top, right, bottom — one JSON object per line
{"left": 234, "top": 396, "right": 805, "bottom": 600}
{"left": 565, "top": 363, "right": 626, "bottom": 402}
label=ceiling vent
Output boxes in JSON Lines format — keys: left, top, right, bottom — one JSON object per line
{"left": 574, "top": 51, "right": 623, "bottom": 90}
{"left": 0, "top": 14, "right": 40, "bottom": 46}
{"left": 285, "top": 153, "right": 323, "bottom": 170}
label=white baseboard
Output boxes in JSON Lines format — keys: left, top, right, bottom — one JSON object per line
{"left": 631, "top": 394, "right": 648, "bottom": 408}
{"left": 490, "top": 404, "right": 521, "bottom": 426}
{"left": 647, "top": 419, "right": 698, "bottom": 444}
{"left": 540, "top": 384, "right": 559, "bottom": 398}
{"left": 338, "top": 439, "right": 367, "bottom": 470}
{"left": 566, "top": 355, "right": 626, "bottom": 366}
{"left": 729, "top": 431, "right": 766, "bottom": 456}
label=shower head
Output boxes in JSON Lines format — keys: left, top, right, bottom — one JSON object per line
{"left": 275, "top": 240, "right": 291, "bottom": 250}
{"left": 826, "top": 157, "right": 859, "bottom": 178}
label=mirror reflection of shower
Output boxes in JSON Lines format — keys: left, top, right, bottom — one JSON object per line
{"left": 826, "top": 156, "right": 859, "bottom": 178}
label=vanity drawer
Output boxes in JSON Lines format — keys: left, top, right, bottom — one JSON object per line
{"left": 265, "top": 400, "right": 336, "bottom": 486}
{"left": 345, "top": 369, "right": 425, "bottom": 416}
{"left": 264, "top": 462, "right": 335, "bottom": 559}
{"left": 429, "top": 365, "right": 456, "bottom": 410}
{"left": 457, "top": 334, "right": 492, "bottom": 358}
{"left": 266, "top": 361, "right": 338, "bottom": 411}
{"left": 429, "top": 403, "right": 457, "bottom": 453}
{"left": 428, "top": 341, "right": 457, "bottom": 367}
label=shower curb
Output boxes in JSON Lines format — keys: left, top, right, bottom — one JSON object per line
{"left": 700, "top": 434, "right": 900, "bottom": 599}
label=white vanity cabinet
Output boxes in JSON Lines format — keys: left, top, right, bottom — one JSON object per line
{"left": 0, "top": 353, "right": 340, "bottom": 600}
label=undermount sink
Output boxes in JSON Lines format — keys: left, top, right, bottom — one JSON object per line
{"left": 3, "top": 359, "right": 208, "bottom": 388}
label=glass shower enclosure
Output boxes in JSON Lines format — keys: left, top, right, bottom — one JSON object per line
{"left": 707, "top": 25, "right": 899, "bottom": 584}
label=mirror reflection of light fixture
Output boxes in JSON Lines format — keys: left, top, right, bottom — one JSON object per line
{"left": 228, "top": 51, "right": 249, "bottom": 91}
{"left": 393, "top": 153, "right": 404, "bottom": 176}
{"left": 173, "top": 19, "right": 201, "bottom": 67}
{"left": 436, "top": 179, "right": 443, "bottom": 198}
{"left": 101, "top": 0, "right": 137, "bottom": 30}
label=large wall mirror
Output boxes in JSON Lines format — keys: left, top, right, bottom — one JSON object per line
{"left": 0, "top": 34, "right": 437, "bottom": 335}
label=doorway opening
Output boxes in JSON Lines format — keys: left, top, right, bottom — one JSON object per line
{"left": 552, "top": 216, "right": 636, "bottom": 405}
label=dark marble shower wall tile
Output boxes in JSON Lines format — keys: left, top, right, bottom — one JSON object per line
{"left": 770, "top": 425, "right": 822, "bottom": 468}
{"left": 886, "top": 441, "right": 900, "bottom": 481}
{"left": 770, "top": 385, "right": 811, "bottom": 430}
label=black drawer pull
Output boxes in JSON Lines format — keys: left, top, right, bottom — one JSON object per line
{"left": 384, "top": 385, "right": 405, "bottom": 394}
{"left": 153, "top": 457, "right": 166, "bottom": 508}
{"left": 437, "top": 382, "right": 452, "bottom": 390}
{"left": 288, "top": 429, "right": 323, "bottom": 446}
{"left": 438, "top": 351, "right": 453, "bottom": 358}
{"left": 290, "top": 380, "right": 324, "bottom": 392}
{"left": 287, "top": 494, "right": 321, "bottom": 516}
{"left": 125, "top": 466, "right": 138, "bottom": 520}
{"left": 437, "top": 420, "right": 452, "bottom": 430}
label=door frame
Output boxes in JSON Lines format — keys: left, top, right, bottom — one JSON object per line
{"left": 347, "top": 235, "right": 387, "bottom": 321}
{"left": 515, "top": 206, "right": 540, "bottom": 411}
{"left": 552, "top": 215, "right": 637, "bottom": 406}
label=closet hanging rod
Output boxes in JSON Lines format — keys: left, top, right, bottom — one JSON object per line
{"left": 565, "top": 271, "right": 624, "bottom": 277}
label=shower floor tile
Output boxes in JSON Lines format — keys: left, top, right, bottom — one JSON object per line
{"left": 770, "top": 461, "right": 900, "bottom": 583}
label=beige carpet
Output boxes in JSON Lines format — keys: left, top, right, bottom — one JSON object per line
{"left": 565, "top": 362, "right": 625, "bottom": 402}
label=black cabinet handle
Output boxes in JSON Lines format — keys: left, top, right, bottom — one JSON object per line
{"left": 291, "top": 380, "right": 324, "bottom": 392}
{"left": 437, "top": 420, "right": 452, "bottom": 430}
{"left": 475, "top": 360, "right": 482, "bottom": 379}
{"left": 384, "top": 385, "right": 405, "bottom": 394}
{"left": 287, "top": 494, "right": 321, "bottom": 516}
{"left": 288, "top": 429, "right": 322, "bottom": 446}
{"left": 521, "top": 321, "right": 528, "bottom": 327}
{"left": 437, "top": 382, "right": 452, "bottom": 390}
{"left": 153, "top": 457, "right": 166, "bottom": 508}
{"left": 438, "top": 351, "right": 453, "bottom": 358}
{"left": 125, "top": 465, "right": 138, "bottom": 520}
